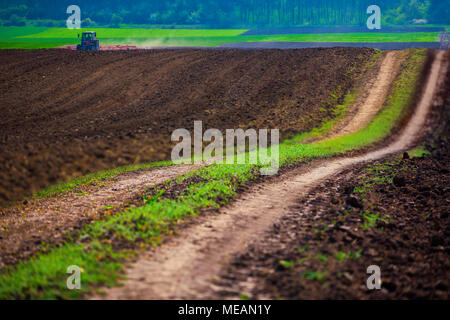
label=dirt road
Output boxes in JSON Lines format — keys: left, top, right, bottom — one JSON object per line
{"left": 0, "top": 48, "right": 373, "bottom": 203}
{"left": 95, "top": 51, "right": 447, "bottom": 299}
{"left": 0, "top": 50, "right": 397, "bottom": 269}
{"left": 0, "top": 164, "right": 201, "bottom": 267}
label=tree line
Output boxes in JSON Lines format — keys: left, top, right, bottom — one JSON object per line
{"left": 0, "top": 0, "right": 448, "bottom": 28}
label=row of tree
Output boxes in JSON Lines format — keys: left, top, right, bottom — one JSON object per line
{"left": 0, "top": 0, "right": 448, "bottom": 27}
{"left": 240, "top": 0, "right": 378, "bottom": 26}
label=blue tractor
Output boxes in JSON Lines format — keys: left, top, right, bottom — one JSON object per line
{"left": 76, "top": 31, "right": 100, "bottom": 51}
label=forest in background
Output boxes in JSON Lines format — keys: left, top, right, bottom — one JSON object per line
{"left": 0, "top": 0, "right": 448, "bottom": 28}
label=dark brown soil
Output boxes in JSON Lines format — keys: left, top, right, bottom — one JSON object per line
{"left": 215, "top": 113, "right": 449, "bottom": 299}
{"left": 0, "top": 48, "right": 374, "bottom": 204}
{"left": 242, "top": 26, "right": 445, "bottom": 35}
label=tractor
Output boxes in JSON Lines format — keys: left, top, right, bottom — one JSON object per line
{"left": 76, "top": 31, "right": 100, "bottom": 51}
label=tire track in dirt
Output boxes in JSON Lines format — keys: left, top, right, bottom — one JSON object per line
{"left": 1, "top": 48, "right": 373, "bottom": 203}
{"left": 95, "top": 51, "right": 447, "bottom": 300}
{"left": 0, "top": 164, "right": 201, "bottom": 268}
{"left": 328, "top": 51, "right": 403, "bottom": 138}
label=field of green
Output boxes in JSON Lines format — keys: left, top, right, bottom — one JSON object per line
{"left": 0, "top": 26, "right": 440, "bottom": 49}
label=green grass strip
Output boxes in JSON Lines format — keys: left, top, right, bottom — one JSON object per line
{"left": 407, "top": 145, "right": 431, "bottom": 158}
{"left": 32, "top": 87, "right": 352, "bottom": 200}
{"left": 33, "top": 50, "right": 384, "bottom": 200}
{"left": 0, "top": 49, "right": 427, "bottom": 299}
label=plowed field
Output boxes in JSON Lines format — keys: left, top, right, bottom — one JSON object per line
{"left": 0, "top": 48, "right": 374, "bottom": 203}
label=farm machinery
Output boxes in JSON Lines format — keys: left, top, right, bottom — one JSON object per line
{"left": 76, "top": 31, "right": 100, "bottom": 51}
{"left": 440, "top": 32, "right": 450, "bottom": 50}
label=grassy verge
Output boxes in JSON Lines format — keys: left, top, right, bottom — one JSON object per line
{"left": 284, "top": 50, "right": 382, "bottom": 145}
{"left": 0, "top": 49, "right": 427, "bottom": 299}
{"left": 0, "top": 26, "right": 440, "bottom": 49}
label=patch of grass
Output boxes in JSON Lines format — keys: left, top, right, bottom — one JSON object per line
{"left": 352, "top": 249, "right": 362, "bottom": 260}
{"left": 0, "top": 27, "right": 247, "bottom": 49}
{"left": 248, "top": 32, "right": 439, "bottom": 43}
{"left": 354, "top": 161, "right": 404, "bottom": 195}
{"left": 0, "top": 241, "right": 129, "bottom": 299}
{"left": 0, "top": 49, "right": 427, "bottom": 299}
{"left": 365, "top": 50, "right": 383, "bottom": 69}
{"left": 279, "top": 260, "right": 295, "bottom": 268}
{"left": 284, "top": 91, "right": 357, "bottom": 145}
{"left": 240, "top": 293, "right": 250, "bottom": 300}
{"left": 18, "top": 27, "right": 246, "bottom": 39}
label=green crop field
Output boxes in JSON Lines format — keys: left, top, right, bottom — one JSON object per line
{"left": 0, "top": 49, "right": 427, "bottom": 299}
{"left": 0, "top": 26, "right": 441, "bottom": 49}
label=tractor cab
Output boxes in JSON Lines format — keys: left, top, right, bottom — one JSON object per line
{"left": 77, "top": 31, "right": 100, "bottom": 51}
